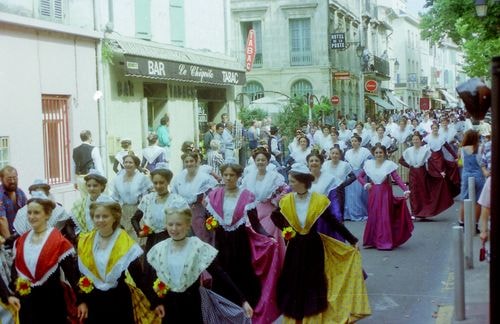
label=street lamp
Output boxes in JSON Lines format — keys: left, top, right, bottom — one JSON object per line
{"left": 475, "top": 0, "right": 488, "bottom": 17}
{"left": 394, "top": 59, "right": 400, "bottom": 72}
{"left": 356, "top": 45, "right": 364, "bottom": 58}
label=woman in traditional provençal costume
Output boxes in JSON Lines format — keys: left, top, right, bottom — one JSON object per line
{"left": 170, "top": 152, "right": 218, "bottom": 244}
{"left": 111, "top": 154, "right": 153, "bottom": 241}
{"left": 240, "top": 147, "right": 289, "bottom": 257}
{"left": 132, "top": 165, "right": 187, "bottom": 254}
{"left": 205, "top": 163, "right": 282, "bottom": 324}
{"left": 270, "top": 163, "right": 371, "bottom": 323}
{"left": 321, "top": 146, "right": 357, "bottom": 222}
{"left": 389, "top": 117, "right": 413, "bottom": 184}
{"left": 146, "top": 202, "right": 253, "bottom": 323}
{"left": 344, "top": 134, "right": 372, "bottom": 221}
{"left": 71, "top": 170, "right": 112, "bottom": 235}
{"left": 357, "top": 144, "right": 413, "bottom": 250}
{"left": 423, "top": 122, "right": 460, "bottom": 198}
{"left": 400, "top": 132, "right": 453, "bottom": 218}
{"left": 307, "top": 151, "right": 346, "bottom": 241}
{"left": 12, "top": 198, "right": 85, "bottom": 324}
{"left": 77, "top": 201, "right": 156, "bottom": 323}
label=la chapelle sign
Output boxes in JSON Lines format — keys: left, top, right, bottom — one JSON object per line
{"left": 124, "top": 55, "right": 246, "bottom": 86}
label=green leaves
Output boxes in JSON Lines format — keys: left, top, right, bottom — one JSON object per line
{"left": 420, "top": 0, "right": 500, "bottom": 77}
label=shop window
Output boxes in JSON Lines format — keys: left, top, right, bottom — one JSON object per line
{"left": 41, "top": 95, "right": 71, "bottom": 185}
{"left": 135, "top": 0, "right": 152, "bottom": 40}
{"left": 170, "top": 0, "right": 185, "bottom": 46}
{"left": 289, "top": 18, "right": 312, "bottom": 66}
{"left": 291, "top": 79, "right": 313, "bottom": 98}
{"left": 39, "top": 0, "right": 64, "bottom": 22}
{"left": 0, "top": 137, "right": 9, "bottom": 169}
{"left": 243, "top": 81, "right": 264, "bottom": 101}
{"left": 241, "top": 21, "right": 263, "bottom": 67}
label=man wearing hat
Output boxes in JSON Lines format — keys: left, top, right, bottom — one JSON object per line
{"left": 73, "top": 130, "right": 104, "bottom": 196}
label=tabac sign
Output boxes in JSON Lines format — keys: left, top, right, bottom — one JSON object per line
{"left": 124, "top": 55, "right": 246, "bottom": 86}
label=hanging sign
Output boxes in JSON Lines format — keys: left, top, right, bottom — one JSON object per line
{"left": 330, "top": 33, "right": 346, "bottom": 49}
{"left": 245, "top": 29, "right": 256, "bottom": 71}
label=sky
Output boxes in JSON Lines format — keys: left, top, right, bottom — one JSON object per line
{"left": 406, "top": 0, "right": 427, "bottom": 15}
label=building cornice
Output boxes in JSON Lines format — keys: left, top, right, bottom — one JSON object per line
{"left": 0, "top": 11, "right": 102, "bottom": 39}
{"left": 280, "top": 3, "right": 319, "bottom": 11}
{"left": 231, "top": 6, "right": 269, "bottom": 13}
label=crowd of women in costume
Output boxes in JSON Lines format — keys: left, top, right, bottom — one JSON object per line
{"left": 0, "top": 108, "right": 490, "bottom": 324}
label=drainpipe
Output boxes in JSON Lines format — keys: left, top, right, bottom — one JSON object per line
{"left": 93, "top": 0, "right": 108, "bottom": 175}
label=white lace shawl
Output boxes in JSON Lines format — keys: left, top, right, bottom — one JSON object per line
{"left": 424, "top": 134, "right": 446, "bottom": 152}
{"left": 171, "top": 169, "right": 218, "bottom": 204}
{"left": 147, "top": 237, "right": 217, "bottom": 293}
{"left": 310, "top": 172, "right": 342, "bottom": 194}
{"left": 111, "top": 170, "right": 152, "bottom": 204}
{"left": 321, "top": 160, "right": 353, "bottom": 182}
{"left": 142, "top": 146, "right": 165, "bottom": 163}
{"left": 363, "top": 160, "right": 398, "bottom": 184}
{"left": 402, "top": 145, "right": 431, "bottom": 168}
{"left": 138, "top": 193, "right": 187, "bottom": 233}
{"left": 345, "top": 147, "right": 372, "bottom": 170}
{"left": 240, "top": 169, "right": 285, "bottom": 202}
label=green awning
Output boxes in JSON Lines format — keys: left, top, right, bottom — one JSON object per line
{"left": 365, "top": 94, "right": 395, "bottom": 110}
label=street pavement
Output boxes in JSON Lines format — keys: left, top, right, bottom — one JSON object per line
{"left": 343, "top": 197, "right": 490, "bottom": 324}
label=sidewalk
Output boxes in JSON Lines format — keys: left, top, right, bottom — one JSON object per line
{"left": 437, "top": 235, "right": 490, "bottom": 323}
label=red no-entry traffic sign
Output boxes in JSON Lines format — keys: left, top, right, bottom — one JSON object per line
{"left": 365, "top": 80, "right": 378, "bottom": 92}
{"left": 331, "top": 95, "right": 340, "bottom": 105}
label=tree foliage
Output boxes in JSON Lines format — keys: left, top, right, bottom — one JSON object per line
{"left": 420, "top": 0, "right": 500, "bottom": 77}
{"left": 238, "top": 107, "right": 268, "bottom": 127}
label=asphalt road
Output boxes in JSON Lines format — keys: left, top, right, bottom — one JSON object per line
{"left": 345, "top": 197, "right": 461, "bottom": 324}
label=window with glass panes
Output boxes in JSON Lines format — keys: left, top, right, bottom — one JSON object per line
{"left": 243, "top": 81, "right": 264, "bottom": 101}
{"left": 289, "top": 18, "right": 311, "bottom": 66}
{"left": 290, "top": 80, "right": 313, "bottom": 98}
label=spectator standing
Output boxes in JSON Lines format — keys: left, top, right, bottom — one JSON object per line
{"left": 247, "top": 121, "right": 259, "bottom": 150}
{"left": 0, "top": 165, "right": 27, "bottom": 237}
{"left": 73, "top": 130, "right": 104, "bottom": 196}
{"left": 222, "top": 123, "right": 236, "bottom": 162}
{"left": 156, "top": 115, "right": 171, "bottom": 149}
{"left": 203, "top": 122, "right": 216, "bottom": 154}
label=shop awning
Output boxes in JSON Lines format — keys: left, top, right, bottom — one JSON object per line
{"left": 365, "top": 94, "right": 395, "bottom": 110}
{"left": 108, "top": 37, "right": 246, "bottom": 86}
{"left": 439, "top": 89, "right": 459, "bottom": 106}
{"left": 385, "top": 91, "right": 408, "bottom": 110}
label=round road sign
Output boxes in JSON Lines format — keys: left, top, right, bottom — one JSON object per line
{"left": 365, "top": 80, "right": 378, "bottom": 92}
{"left": 331, "top": 96, "right": 340, "bottom": 105}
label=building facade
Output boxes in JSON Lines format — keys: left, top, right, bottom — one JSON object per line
{"left": 0, "top": 0, "right": 100, "bottom": 205}
{"left": 101, "top": 0, "right": 245, "bottom": 173}
{"left": 231, "top": 0, "right": 396, "bottom": 122}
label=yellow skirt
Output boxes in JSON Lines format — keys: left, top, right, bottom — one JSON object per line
{"left": 284, "top": 234, "right": 371, "bottom": 324}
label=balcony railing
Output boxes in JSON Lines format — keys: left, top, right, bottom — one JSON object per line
{"left": 290, "top": 50, "right": 312, "bottom": 66}
{"left": 373, "top": 55, "right": 390, "bottom": 77}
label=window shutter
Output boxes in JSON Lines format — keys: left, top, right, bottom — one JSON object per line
{"left": 135, "top": 0, "right": 152, "bottom": 40}
{"left": 40, "top": 0, "right": 51, "bottom": 18}
{"left": 170, "top": 0, "right": 185, "bottom": 46}
{"left": 53, "top": 0, "right": 63, "bottom": 20}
